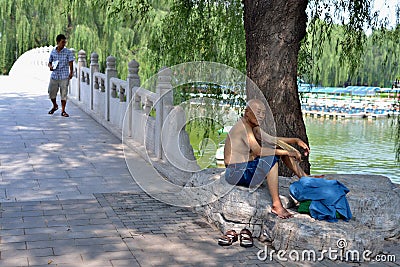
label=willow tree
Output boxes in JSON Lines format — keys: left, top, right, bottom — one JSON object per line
{"left": 385, "top": 25, "right": 400, "bottom": 162}
{"left": 0, "top": 0, "right": 103, "bottom": 74}
{"left": 0, "top": 0, "right": 66, "bottom": 73}
{"left": 306, "top": 23, "right": 400, "bottom": 88}
{"left": 1, "top": 0, "right": 149, "bottom": 79}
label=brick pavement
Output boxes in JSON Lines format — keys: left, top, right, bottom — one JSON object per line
{"left": 0, "top": 78, "right": 398, "bottom": 266}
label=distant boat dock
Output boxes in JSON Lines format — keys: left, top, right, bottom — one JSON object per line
{"left": 302, "top": 104, "right": 397, "bottom": 119}
{"left": 299, "top": 85, "right": 399, "bottom": 119}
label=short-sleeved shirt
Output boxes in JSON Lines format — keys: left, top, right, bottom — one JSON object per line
{"left": 49, "top": 47, "right": 75, "bottom": 80}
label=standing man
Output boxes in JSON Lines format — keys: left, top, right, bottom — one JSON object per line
{"left": 47, "top": 34, "right": 75, "bottom": 117}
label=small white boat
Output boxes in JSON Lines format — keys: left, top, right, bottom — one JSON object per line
{"left": 341, "top": 112, "right": 366, "bottom": 119}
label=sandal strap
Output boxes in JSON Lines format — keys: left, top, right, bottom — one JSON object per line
{"left": 219, "top": 235, "right": 231, "bottom": 241}
{"left": 225, "top": 230, "right": 237, "bottom": 237}
{"left": 225, "top": 229, "right": 237, "bottom": 235}
{"left": 240, "top": 229, "right": 252, "bottom": 236}
{"left": 218, "top": 235, "right": 233, "bottom": 246}
{"left": 239, "top": 229, "right": 254, "bottom": 247}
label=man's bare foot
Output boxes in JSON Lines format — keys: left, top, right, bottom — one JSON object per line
{"left": 271, "top": 206, "right": 293, "bottom": 219}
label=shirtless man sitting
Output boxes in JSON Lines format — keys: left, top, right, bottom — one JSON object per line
{"left": 224, "top": 99, "right": 310, "bottom": 219}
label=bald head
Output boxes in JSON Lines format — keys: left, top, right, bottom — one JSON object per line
{"left": 244, "top": 99, "right": 266, "bottom": 126}
{"left": 247, "top": 99, "right": 265, "bottom": 111}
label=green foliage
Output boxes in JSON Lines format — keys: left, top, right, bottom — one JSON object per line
{"left": 89, "top": 0, "right": 246, "bottom": 155}
{"left": 300, "top": 0, "right": 400, "bottom": 88}
{"left": 142, "top": 0, "right": 246, "bottom": 79}
{"left": 0, "top": 0, "right": 160, "bottom": 80}
{"left": 0, "top": 0, "right": 63, "bottom": 73}
{"left": 303, "top": 0, "right": 376, "bottom": 80}
{"left": 2, "top": 0, "right": 399, "bottom": 87}
{"left": 299, "top": 20, "right": 400, "bottom": 88}
{"left": 187, "top": 118, "right": 226, "bottom": 168}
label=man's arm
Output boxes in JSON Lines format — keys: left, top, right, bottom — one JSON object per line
{"left": 68, "top": 61, "right": 73, "bottom": 79}
{"left": 248, "top": 126, "right": 292, "bottom": 158}
{"left": 276, "top": 137, "right": 310, "bottom": 156}
{"left": 253, "top": 126, "right": 306, "bottom": 160}
{"left": 253, "top": 126, "right": 277, "bottom": 145}
{"left": 48, "top": 53, "right": 53, "bottom": 71}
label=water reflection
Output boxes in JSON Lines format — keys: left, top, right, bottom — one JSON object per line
{"left": 304, "top": 116, "right": 399, "bottom": 184}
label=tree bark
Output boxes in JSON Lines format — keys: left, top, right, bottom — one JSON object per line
{"left": 243, "top": 0, "right": 310, "bottom": 176}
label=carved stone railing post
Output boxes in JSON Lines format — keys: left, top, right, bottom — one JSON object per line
{"left": 105, "top": 56, "right": 117, "bottom": 121}
{"left": 77, "top": 50, "right": 86, "bottom": 101}
{"left": 90, "top": 52, "right": 99, "bottom": 110}
{"left": 126, "top": 60, "right": 140, "bottom": 137}
{"left": 155, "top": 67, "right": 173, "bottom": 159}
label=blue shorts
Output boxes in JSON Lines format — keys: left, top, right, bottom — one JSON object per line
{"left": 225, "top": 156, "right": 280, "bottom": 188}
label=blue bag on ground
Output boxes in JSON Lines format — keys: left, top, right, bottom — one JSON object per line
{"left": 289, "top": 177, "right": 352, "bottom": 222}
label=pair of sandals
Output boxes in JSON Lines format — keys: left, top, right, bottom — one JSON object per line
{"left": 48, "top": 106, "right": 69, "bottom": 117}
{"left": 218, "top": 229, "right": 253, "bottom": 247}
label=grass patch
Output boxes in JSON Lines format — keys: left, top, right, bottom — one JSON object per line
{"left": 186, "top": 118, "right": 228, "bottom": 169}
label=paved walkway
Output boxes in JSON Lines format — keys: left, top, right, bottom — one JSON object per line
{"left": 0, "top": 76, "right": 398, "bottom": 267}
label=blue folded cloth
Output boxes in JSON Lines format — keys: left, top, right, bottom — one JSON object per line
{"left": 289, "top": 177, "right": 352, "bottom": 222}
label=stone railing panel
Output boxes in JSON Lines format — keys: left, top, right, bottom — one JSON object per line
{"left": 109, "top": 78, "right": 128, "bottom": 129}
{"left": 80, "top": 67, "right": 91, "bottom": 107}
{"left": 92, "top": 72, "right": 106, "bottom": 117}
{"left": 93, "top": 72, "right": 106, "bottom": 92}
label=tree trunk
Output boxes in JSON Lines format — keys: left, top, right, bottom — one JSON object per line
{"left": 243, "top": 0, "right": 310, "bottom": 176}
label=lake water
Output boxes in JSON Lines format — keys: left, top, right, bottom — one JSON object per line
{"left": 304, "top": 116, "right": 400, "bottom": 184}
